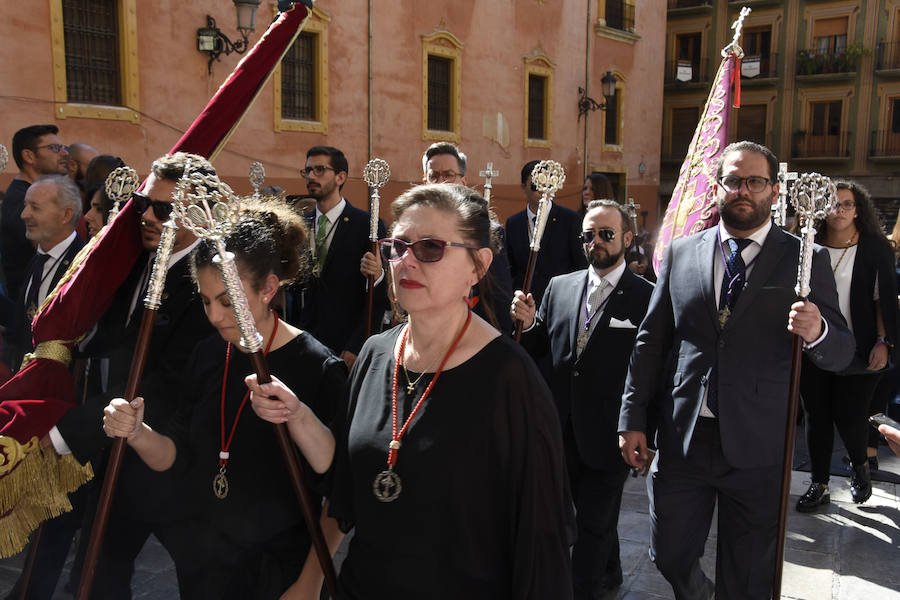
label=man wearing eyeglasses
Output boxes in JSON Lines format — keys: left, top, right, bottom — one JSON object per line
{"left": 24, "top": 152, "right": 218, "bottom": 599}
{"left": 506, "top": 160, "right": 586, "bottom": 309}
{"left": 511, "top": 199, "right": 653, "bottom": 598}
{"left": 2, "top": 125, "right": 71, "bottom": 311}
{"left": 618, "top": 141, "right": 853, "bottom": 599}
{"left": 289, "top": 145, "right": 387, "bottom": 368}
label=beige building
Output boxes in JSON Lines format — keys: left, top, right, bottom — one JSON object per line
{"left": 0, "top": 1, "right": 666, "bottom": 226}
{"left": 661, "top": 0, "right": 900, "bottom": 222}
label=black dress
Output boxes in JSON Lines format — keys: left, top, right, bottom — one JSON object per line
{"left": 330, "top": 326, "right": 575, "bottom": 599}
{"left": 166, "top": 331, "right": 347, "bottom": 600}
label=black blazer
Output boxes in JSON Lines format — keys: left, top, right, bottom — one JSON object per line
{"left": 291, "top": 202, "right": 388, "bottom": 356}
{"left": 524, "top": 267, "right": 653, "bottom": 469}
{"left": 7, "top": 234, "right": 84, "bottom": 370}
{"left": 505, "top": 203, "right": 587, "bottom": 307}
{"left": 843, "top": 233, "right": 899, "bottom": 366}
{"left": 619, "top": 224, "right": 854, "bottom": 469}
{"left": 57, "top": 253, "right": 215, "bottom": 517}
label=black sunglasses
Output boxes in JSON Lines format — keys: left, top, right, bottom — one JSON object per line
{"left": 581, "top": 229, "right": 616, "bottom": 244}
{"left": 132, "top": 191, "right": 173, "bottom": 222}
{"left": 378, "top": 238, "right": 480, "bottom": 263}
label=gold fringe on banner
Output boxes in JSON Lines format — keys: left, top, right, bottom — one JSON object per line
{"left": 0, "top": 436, "right": 93, "bottom": 558}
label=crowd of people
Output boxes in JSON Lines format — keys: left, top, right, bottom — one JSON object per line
{"left": 1, "top": 126, "right": 898, "bottom": 600}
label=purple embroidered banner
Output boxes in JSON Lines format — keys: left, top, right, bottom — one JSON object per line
{"left": 653, "top": 53, "right": 739, "bottom": 272}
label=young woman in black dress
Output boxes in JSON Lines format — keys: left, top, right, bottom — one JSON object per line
{"left": 102, "top": 201, "right": 346, "bottom": 599}
{"left": 249, "top": 184, "right": 575, "bottom": 599}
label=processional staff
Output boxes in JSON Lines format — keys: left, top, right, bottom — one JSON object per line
{"left": 513, "top": 160, "right": 565, "bottom": 341}
{"left": 104, "top": 166, "right": 140, "bottom": 223}
{"left": 171, "top": 171, "right": 339, "bottom": 599}
{"left": 624, "top": 197, "right": 640, "bottom": 243}
{"left": 772, "top": 172, "right": 836, "bottom": 598}
{"left": 0, "top": 143, "right": 8, "bottom": 173}
{"left": 76, "top": 168, "right": 178, "bottom": 600}
{"left": 363, "top": 158, "right": 390, "bottom": 338}
{"left": 773, "top": 162, "right": 798, "bottom": 228}
{"left": 479, "top": 162, "right": 499, "bottom": 208}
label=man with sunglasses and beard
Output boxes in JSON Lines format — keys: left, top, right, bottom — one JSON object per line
{"left": 618, "top": 141, "right": 852, "bottom": 599}
{"left": 288, "top": 145, "right": 388, "bottom": 368}
{"left": 17, "top": 152, "right": 217, "bottom": 599}
{"left": 511, "top": 199, "right": 653, "bottom": 599}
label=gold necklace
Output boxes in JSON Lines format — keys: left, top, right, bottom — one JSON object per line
{"left": 832, "top": 230, "right": 858, "bottom": 273}
{"left": 401, "top": 347, "right": 440, "bottom": 394}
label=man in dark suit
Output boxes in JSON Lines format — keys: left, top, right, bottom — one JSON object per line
{"left": 505, "top": 160, "right": 586, "bottom": 308}
{"left": 513, "top": 199, "right": 653, "bottom": 598}
{"left": 27, "top": 153, "right": 217, "bottom": 599}
{"left": 290, "top": 146, "right": 388, "bottom": 368}
{"left": 6, "top": 174, "right": 84, "bottom": 370}
{"left": 618, "top": 141, "right": 854, "bottom": 599}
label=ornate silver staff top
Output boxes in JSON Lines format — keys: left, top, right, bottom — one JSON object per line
{"left": 530, "top": 160, "right": 566, "bottom": 251}
{"left": 791, "top": 172, "right": 836, "bottom": 299}
{"left": 722, "top": 6, "right": 750, "bottom": 58}
{"left": 171, "top": 169, "right": 261, "bottom": 352}
{"left": 773, "top": 162, "right": 797, "bottom": 228}
{"left": 479, "top": 162, "right": 499, "bottom": 208}
{"left": 104, "top": 166, "right": 139, "bottom": 222}
{"left": 0, "top": 143, "right": 8, "bottom": 173}
{"left": 363, "top": 158, "right": 390, "bottom": 243}
{"left": 249, "top": 161, "right": 265, "bottom": 198}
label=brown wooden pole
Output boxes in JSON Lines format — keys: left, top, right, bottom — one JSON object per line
{"left": 75, "top": 309, "right": 157, "bottom": 600}
{"left": 248, "top": 352, "right": 338, "bottom": 599}
{"left": 365, "top": 239, "right": 377, "bottom": 338}
{"left": 17, "top": 523, "right": 43, "bottom": 600}
{"left": 513, "top": 249, "right": 540, "bottom": 341}
{"left": 773, "top": 315, "right": 805, "bottom": 598}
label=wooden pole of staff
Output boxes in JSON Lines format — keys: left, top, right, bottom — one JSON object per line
{"left": 247, "top": 353, "right": 339, "bottom": 597}
{"left": 75, "top": 307, "right": 158, "bottom": 600}
{"left": 771, "top": 172, "right": 835, "bottom": 598}
{"left": 513, "top": 250, "right": 539, "bottom": 342}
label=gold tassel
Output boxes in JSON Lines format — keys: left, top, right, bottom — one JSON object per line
{"left": 0, "top": 437, "right": 93, "bottom": 558}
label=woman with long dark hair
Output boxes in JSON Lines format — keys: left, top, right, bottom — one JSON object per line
{"left": 796, "top": 180, "right": 898, "bottom": 511}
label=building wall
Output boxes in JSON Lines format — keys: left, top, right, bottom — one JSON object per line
{"left": 662, "top": 0, "right": 900, "bottom": 224}
{"left": 0, "top": 0, "right": 665, "bottom": 227}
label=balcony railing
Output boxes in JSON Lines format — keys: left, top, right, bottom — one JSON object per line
{"left": 668, "top": 0, "right": 711, "bottom": 8}
{"left": 664, "top": 59, "right": 711, "bottom": 84}
{"left": 605, "top": 0, "right": 635, "bottom": 33}
{"left": 875, "top": 42, "right": 900, "bottom": 71}
{"left": 796, "top": 48, "right": 862, "bottom": 76}
{"left": 740, "top": 53, "right": 778, "bottom": 79}
{"left": 870, "top": 130, "right": 900, "bottom": 157}
{"left": 792, "top": 131, "right": 853, "bottom": 158}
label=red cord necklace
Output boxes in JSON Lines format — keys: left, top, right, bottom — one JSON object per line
{"left": 213, "top": 311, "right": 279, "bottom": 500}
{"left": 373, "top": 306, "right": 472, "bottom": 502}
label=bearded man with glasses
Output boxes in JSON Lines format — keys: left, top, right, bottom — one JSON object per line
{"left": 618, "top": 141, "right": 853, "bottom": 599}
{"left": 287, "top": 145, "right": 388, "bottom": 368}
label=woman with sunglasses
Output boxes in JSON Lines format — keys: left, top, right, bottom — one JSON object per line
{"left": 249, "top": 184, "right": 574, "bottom": 598}
{"left": 797, "top": 180, "right": 898, "bottom": 512}
{"left": 102, "top": 201, "right": 346, "bottom": 599}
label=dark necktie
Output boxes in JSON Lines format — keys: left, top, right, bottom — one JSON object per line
{"left": 709, "top": 237, "right": 751, "bottom": 417}
{"left": 719, "top": 238, "right": 752, "bottom": 312}
{"left": 25, "top": 253, "right": 51, "bottom": 315}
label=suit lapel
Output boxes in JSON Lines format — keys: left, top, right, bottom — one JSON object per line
{"left": 695, "top": 228, "right": 720, "bottom": 330}
{"left": 577, "top": 269, "right": 630, "bottom": 363}
{"left": 730, "top": 224, "right": 789, "bottom": 323}
{"left": 47, "top": 237, "right": 83, "bottom": 292}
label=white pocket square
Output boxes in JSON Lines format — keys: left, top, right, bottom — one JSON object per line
{"left": 609, "top": 317, "right": 637, "bottom": 329}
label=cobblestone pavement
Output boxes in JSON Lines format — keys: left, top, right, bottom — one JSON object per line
{"left": 2, "top": 463, "right": 899, "bottom": 599}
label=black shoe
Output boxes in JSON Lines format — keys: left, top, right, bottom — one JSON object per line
{"left": 850, "top": 462, "right": 872, "bottom": 504}
{"left": 796, "top": 482, "right": 830, "bottom": 512}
